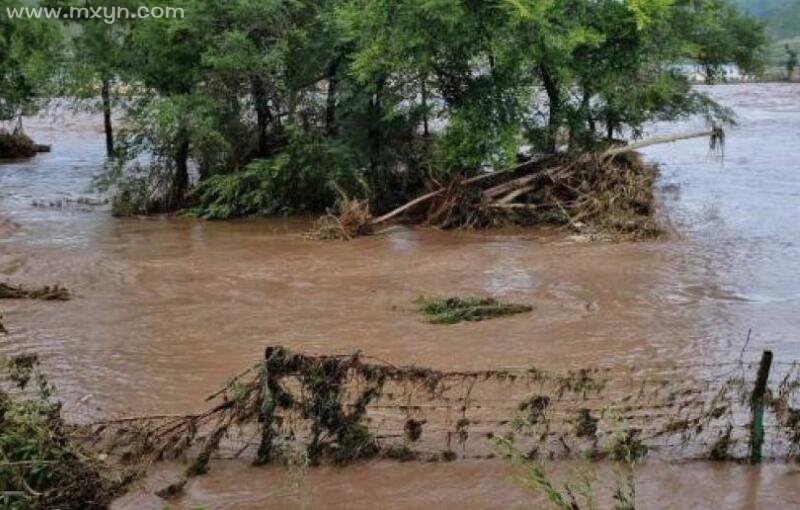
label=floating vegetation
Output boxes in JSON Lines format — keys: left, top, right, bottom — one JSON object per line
{"left": 0, "top": 282, "right": 70, "bottom": 301}
{"left": 0, "top": 354, "right": 120, "bottom": 510}
{"left": 413, "top": 296, "right": 533, "bottom": 324}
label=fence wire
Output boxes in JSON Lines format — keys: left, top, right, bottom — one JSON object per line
{"left": 85, "top": 346, "right": 800, "bottom": 477}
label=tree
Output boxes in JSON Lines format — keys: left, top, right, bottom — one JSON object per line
{"left": 0, "top": 0, "right": 62, "bottom": 123}
{"left": 93, "top": 0, "right": 765, "bottom": 216}
{"left": 787, "top": 44, "right": 798, "bottom": 80}
{"left": 60, "top": 0, "right": 134, "bottom": 157}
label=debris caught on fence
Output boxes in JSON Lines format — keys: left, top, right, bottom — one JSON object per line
{"left": 84, "top": 345, "right": 800, "bottom": 485}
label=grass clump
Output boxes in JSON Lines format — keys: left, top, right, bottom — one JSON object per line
{"left": 0, "top": 283, "right": 70, "bottom": 301}
{"left": 414, "top": 296, "right": 533, "bottom": 324}
{"left": 1, "top": 355, "right": 119, "bottom": 509}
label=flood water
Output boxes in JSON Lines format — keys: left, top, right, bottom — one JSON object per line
{"left": 1, "top": 83, "right": 799, "bottom": 508}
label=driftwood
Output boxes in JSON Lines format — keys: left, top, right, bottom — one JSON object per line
{"left": 372, "top": 130, "right": 719, "bottom": 232}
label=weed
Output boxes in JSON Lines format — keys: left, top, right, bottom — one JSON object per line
{"left": 0, "top": 355, "right": 119, "bottom": 509}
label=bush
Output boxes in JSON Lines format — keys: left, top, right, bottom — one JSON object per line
{"left": 191, "top": 129, "right": 366, "bottom": 219}
{"left": 0, "top": 355, "right": 118, "bottom": 510}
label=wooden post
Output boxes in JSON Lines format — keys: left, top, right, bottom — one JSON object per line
{"left": 749, "top": 350, "right": 773, "bottom": 464}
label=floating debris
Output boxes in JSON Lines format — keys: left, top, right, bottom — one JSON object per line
{"left": 413, "top": 296, "right": 533, "bottom": 324}
{"left": 0, "top": 282, "right": 71, "bottom": 301}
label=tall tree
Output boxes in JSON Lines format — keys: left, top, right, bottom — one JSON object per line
{"left": 0, "top": 0, "right": 61, "bottom": 123}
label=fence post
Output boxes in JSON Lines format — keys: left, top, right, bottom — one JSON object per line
{"left": 749, "top": 350, "right": 773, "bottom": 464}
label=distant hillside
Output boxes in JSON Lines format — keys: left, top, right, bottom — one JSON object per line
{"left": 731, "top": 0, "right": 800, "bottom": 39}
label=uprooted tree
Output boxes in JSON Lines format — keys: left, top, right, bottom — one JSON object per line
{"left": 78, "top": 0, "right": 763, "bottom": 222}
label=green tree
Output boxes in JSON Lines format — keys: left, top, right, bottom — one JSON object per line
{"left": 94, "top": 0, "right": 766, "bottom": 217}
{"left": 0, "top": 0, "right": 62, "bottom": 123}
{"left": 59, "top": 0, "right": 134, "bottom": 156}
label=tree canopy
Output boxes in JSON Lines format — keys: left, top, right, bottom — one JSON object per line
{"left": 1, "top": 0, "right": 766, "bottom": 215}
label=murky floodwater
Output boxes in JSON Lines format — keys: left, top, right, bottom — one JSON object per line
{"left": 1, "top": 83, "right": 799, "bottom": 508}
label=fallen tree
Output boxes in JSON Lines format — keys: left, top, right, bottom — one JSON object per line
{"left": 315, "top": 130, "right": 721, "bottom": 240}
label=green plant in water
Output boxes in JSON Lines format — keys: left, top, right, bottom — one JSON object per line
{"left": 1, "top": 354, "right": 118, "bottom": 509}
{"left": 495, "top": 406, "right": 639, "bottom": 509}
{"left": 413, "top": 296, "right": 533, "bottom": 325}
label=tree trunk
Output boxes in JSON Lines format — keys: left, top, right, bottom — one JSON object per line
{"left": 369, "top": 80, "right": 385, "bottom": 174}
{"left": 421, "top": 77, "right": 429, "bottom": 137}
{"left": 101, "top": 77, "right": 114, "bottom": 157}
{"left": 325, "top": 56, "right": 341, "bottom": 136}
{"left": 167, "top": 134, "right": 190, "bottom": 211}
{"left": 606, "top": 114, "right": 615, "bottom": 140}
{"left": 582, "top": 90, "right": 595, "bottom": 135}
{"left": 539, "top": 64, "right": 561, "bottom": 153}
{"left": 251, "top": 75, "right": 273, "bottom": 157}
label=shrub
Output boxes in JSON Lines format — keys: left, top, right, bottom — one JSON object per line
{"left": 0, "top": 355, "right": 119, "bottom": 510}
{"left": 191, "top": 129, "right": 366, "bottom": 219}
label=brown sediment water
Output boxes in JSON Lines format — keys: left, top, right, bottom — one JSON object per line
{"left": 1, "top": 84, "right": 799, "bottom": 508}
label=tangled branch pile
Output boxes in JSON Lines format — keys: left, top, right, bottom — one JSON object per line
{"left": 311, "top": 131, "right": 723, "bottom": 241}
{"left": 371, "top": 150, "right": 661, "bottom": 239}
{"left": 310, "top": 197, "right": 374, "bottom": 240}
{"left": 0, "top": 283, "right": 70, "bottom": 301}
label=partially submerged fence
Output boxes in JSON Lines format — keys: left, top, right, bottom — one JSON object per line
{"left": 88, "top": 346, "right": 800, "bottom": 478}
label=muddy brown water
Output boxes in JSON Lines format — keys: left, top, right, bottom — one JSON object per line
{"left": 1, "top": 84, "right": 799, "bottom": 508}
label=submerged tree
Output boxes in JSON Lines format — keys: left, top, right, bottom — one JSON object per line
{"left": 75, "top": 0, "right": 764, "bottom": 216}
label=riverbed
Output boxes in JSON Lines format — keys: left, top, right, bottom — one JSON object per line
{"left": 1, "top": 83, "right": 799, "bottom": 508}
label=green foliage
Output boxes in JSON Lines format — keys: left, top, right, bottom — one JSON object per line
{"left": 413, "top": 296, "right": 534, "bottom": 324}
{"left": 49, "top": 0, "right": 767, "bottom": 215}
{"left": 494, "top": 408, "right": 640, "bottom": 510}
{"left": 191, "top": 128, "right": 365, "bottom": 219}
{"left": 731, "top": 0, "right": 800, "bottom": 40}
{"left": 0, "top": 0, "right": 62, "bottom": 121}
{"left": 0, "top": 355, "right": 117, "bottom": 510}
